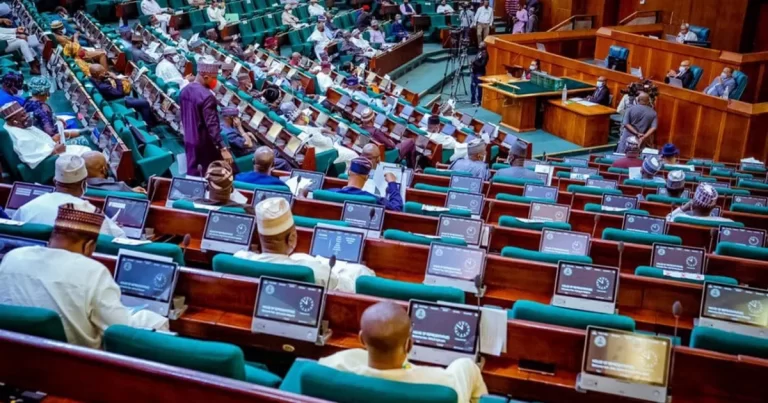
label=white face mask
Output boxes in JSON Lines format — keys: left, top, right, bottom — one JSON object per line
{"left": 172, "top": 55, "right": 180, "bottom": 63}
{"left": 679, "top": 66, "right": 687, "bottom": 73}
{"left": 529, "top": 64, "right": 536, "bottom": 71}
{"left": 16, "top": 90, "right": 23, "bottom": 96}
{"left": 721, "top": 73, "right": 728, "bottom": 79}
{"left": 596, "top": 81, "right": 604, "bottom": 88}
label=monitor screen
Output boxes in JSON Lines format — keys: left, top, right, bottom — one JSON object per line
{"left": 602, "top": 194, "right": 638, "bottom": 210}
{"left": 445, "top": 191, "right": 484, "bottom": 216}
{"left": 441, "top": 124, "right": 457, "bottom": 137}
{"left": 103, "top": 197, "right": 149, "bottom": 230}
{"left": 583, "top": 328, "right": 671, "bottom": 387}
{"left": 374, "top": 113, "right": 387, "bottom": 127}
{"left": 352, "top": 103, "right": 367, "bottom": 117}
{"left": 573, "top": 167, "right": 598, "bottom": 176}
{"left": 115, "top": 254, "right": 177, "bottom": 303}
{"left": 392, "top": 124, "right": 406, "bottom": 136}
{"left": 710, "top": 207, "right": 721, "bottom": 217}
{"left": 255, "top": 277, "right": 324, "bottom": 328}
{"left": 523, "top": 160, "right": 541, "bottom": 169}
{"left": 556, "top": 262, "right": 618, "bottom": 303}
{"left": 479, "top": 123, "right": 496, "bottom": 137}
{"left": 0, "top": 235, "right": 47, "bottom": 259}
{"left": 701, "top": 283, "right": 768, "bottom": 328}
{"left": 733, "top": 195, "right": 767, "bottom": 207}
{"left": 252, "top": 189, "right": 294, "bottom": 206}
{"left": 586, "top": 179, "right": 617, "bottom": 190}
{"left": 535, "top": 172, "right": 550, "bottom": 184}
{"left": 564, "top": 158, "right": 588, "bottom": 167}
{"left": 168, "top": 178, "right": 206, "bottom": 201}
{"left": 523, "top": 185, "right": 558, "bottom": 202}
{"left": 409, "top": 301, "right": 480, "bottom": 354}
{"left": 426, "top": 243, "right": 485, "bottom": 281}
{"left": 203, "top": 211, "right": 255, "bottom": 246}
{"left": 717, "top": 226, "right": 766, "bottom": 248}
{"left": 284, "top": 136, "right": 303, "bottom": 157}
{"left": 651, "top": 243, "right": 705, "bottom": 274}
{"left": 529, "top": 202, "right": 570, "bottom": 223}
{"left": 623, "top": 214, "right": 666, "bottom": 235}
{"left": 709, "top": 181, "right": 730, "bottom": 189}
{"left": 337, "top": 95, "right": 351, "bottom": 108}
{"left": 540, "top": 229, "right": 590, "bottom": 256}
{"left": 7, "top": 183, "right": 54, "bottom": 210}
{"left": 449, "top": 175, "right": 483, "bottom": 194}
{"left": 399, "top": 105, "right": 414, "bottom": 119}
{"left": 657, "top": 188, "right": 690, "bottom": 198}
{"left": 437, "top": 215, "right": 483, "bottom": 246}
{"left": 341, "top": 202, "right": 385, "bottom": 231}
{"left": 290, "top": 169, "right": 325, "bottom": 192}
{"left": 309, "top": 225, "right": 365, "bottom": 263}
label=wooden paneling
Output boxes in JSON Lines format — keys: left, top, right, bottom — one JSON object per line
{"left": 752, "top": 2, "right": 768, "bottom": 52}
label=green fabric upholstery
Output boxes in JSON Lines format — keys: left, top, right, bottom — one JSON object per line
{"left": 280, "top": 359, "right": 458, "bottom": 403}
{"left": 607, "top": 167, "right": 629, "bottom": 174}
{"left": 602, "top": 228, "right": 682, "bottom": 246}
{"left": 491, "top": 163, "right": 511, "bottom": 170}
{"left": 673, "top": 216, "right": 745, "bottom": 228}
{"left": 646, "top": 194, "right": 689, "bottom": 205}
{"left": 714, "top": 187, "right": 750, "bottom": 196}
{"left": 634, "top": 266, "right": 737, "bottom": 285}
{"left": 567, "top": 185, "right": 622, "bottom": 196}
{"left": 0, "top": 222, "right": 53, "bottom": 241}
{"left": 313, "top": 189, "right": 378, "bottom": 204}
{"left": 730, "top": 203, "right": 768, "bottom": 215}
{"left": 356, "top": 276, "right": 465, "bottom": 304}
{"left": 104, "top": 325, "right": 281, "bottom": 386}
{"left": 423, "top": 167, "right": 472, "bottom": 177}
{"left": 95, "top": 236, "right": 184, "bottom": 265}
{"left": 498, "top": 216, "right": 572, "bottom": 231}
{"left": 508, "top": 300, "right": 635, "bottom": 331}
{"left": 584, "top": 203, "right": 648, "bottom": 216}
{"left": 738, "top": 179, "right": 768, "bottom": 191}
{"left": 623, "top": 179, "right": 666, "bottom": 188}
{"left": 212, "top": 254, "right": 315, "bottom": 283}
{"left": 233, "top": 181, "right": 290, "bottom": 192}
{"left": 501, "top": 246, "right": 593, "bottom": 265}
{"left": 715, "top": 241, "right": 768, "bottom": 260}
{"left": 0, "top": 304, "right": 67, "bottom": 342}
{"left": 496, "top": 194, "right": 553, "bottom": 204}
{"left": 294, "top": 215, "right": 349, "bottom": 229}
{"left": 171, "top": 200, "right": 247, "bottom": 214}
{"left": 84, "top": 189, "right": 147, "bottom": 200}
{"left": 690, "top": 326, "right": 768, "bottom": 358}
{"left": 383, "top": 229, "right": 467, "bottom": 246}
{"left": 314, "top": 148, "right": 339, "bottom": 173}
{"left": 492, "top": 176, "right": 544, "bottom": 186}
{"left": 404, "top": 202, "right": 472, "bottom": 217}
{"left": 687, "top": 160, "right": 724, "bottom": 167}
{"left": 414, "top": 183, "right": 451, "bottom": 193}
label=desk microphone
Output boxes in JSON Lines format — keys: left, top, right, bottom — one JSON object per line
{"left": 591, "top": 214, "right": 601, "bottom": 238}
{"left": 147, "top": 174, "right": 158, "bottom": 203}
{"left": 708, "top": 228, "right": 718, "bottom": 253}
{"left": 672, "top": 301, "right": 682, "bottom": 340}
{"left": 197, "top": 164, "right": 203, "bottom": 178}
{"left": 294, "top": 175, "right": 302, "bottom": 197}
{"left": 181, "top": 233, "right": 191, "bottom": 263}
{"left": 369, "top": 206, "right": 376, "bottom": 226}
{"left": 326, "top": 254, "right": 337, "bottom": 290}
{"left": 473, "top": 272, "right": 484, "bottom": 364}
{"left": 542, "top": 151, "right": 548, "bottom": 162}
{"left": 617, "top": 241, "right": 625, "bottom": 270}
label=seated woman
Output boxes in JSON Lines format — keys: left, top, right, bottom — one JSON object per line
{"left": 24, "top": 77, "right": 90, "bottom": 146}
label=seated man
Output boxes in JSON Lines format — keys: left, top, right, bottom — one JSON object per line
{"left": 129, "top": 34, "right": 158, "bottom": 65}
{"left": 399, "top": 0, "right": 416, "bottom": 24}
{"left": 155, "top": 47, "right": 189, "bottom": 89}
{"left": 0, "top": 203, "right": 168, "bottom": 348}
{"left": 315, "top": 61, "right": 334, "bottom": 94}
{"left": 703, "top": 67, "right": 737, "bottom": 99}
{"left": 282, "top": 4, "right": 307, "bottom": 30}
{"left": 666, "top": 183, "right": 733, "bottom": 223}
{"left": 356, "top": 5, "right": 373, "bottom": 30}
{"left": 52, "top": 20, "right": 107, "bottom": 69}
{"left": 640, "top": 155, "right": 663, "bottom": 182}
{"left": 359, "top": 108, "right": 417, "bottom": 168}
{"left": 220, "top": 106, "right": 257, "bottom": 157}
{"left": 141, "top": 0, "right": 172, "bottom": 33}
{"left": 291, "top": 105, "right": 359, "bottom": 170}
{"left": 611, "top": 136, "right": 643, "bottom": 169}
{"left": 308, "top": 0, "right": 326, "bottom": 17}
{"left": 13, "top": 154, "right": 125, "bottom": 238}
{"left": 495, "top": 139, "right": 540, "bottom": 181}
{"left": 234, "top": 197, "right": 375, "bottom": 292}
{"left": 0, "top": 72, "right": 25, "bottom": 106}
{"left": 207, "top": 0, "right": 227, "bottom": 30}
{"left": 0, "top": 26, "right": 40, "bottom": 74}
{"left": 664, "top": 170, "right": 686, "bottom": 198}
{"left": 665, "top": 60, "right": 694, "bottom": 89}
{"left": 437, "top": 0, "right": 455, "bottom": 14}
{"left": 308, "top": 23, "right": 332, "bottom": 60}
{"left": 170, "top": 29, "right": 188, "bottom": 51}
{"left": 660, "top": 143, "right": 679, "bottom": 165}
{"left": 0, "top": 101, "right": 71, "bottom": 169}
{"left": 288, "top": 52, "right": 302, "bottom": 67}
{"left": 676, "top": 23, "right": 698, "bottom": 44}
{"left": 328, "top": 157, "right": 403, "bottom": 211}
{"left": 235, "top": 146, "right": 291, "bottom": 187}
{"left": 585, "top": 76, "right": 610, "bottom": 106}
{"left": 89, "top": 64, "right": 155, "bottom": 127}
{"left": 367, "top": 20, "right": 387, "bottom": 49}
{"left": 83, "top": 151, "right": 145, "bottom": 193}
{"left": 341, "top": 31, "right": 368, "bottom": 64}
{"left": 425, "top": 116, "right": 468, "bottom": 160}
{"left": 319, "top": 301, "right": 488, "bottom": 402}
{"left": 192, "top": 161, "right": 253, "bottom": 210}
{"left": 351, "top": 29, "right": 377, "bottom": 58}
{"left": 391, "top": 14, "right": 409, "bottom": 41}
{"left": 448, "top": 139, "right": 489, "bottom": 180}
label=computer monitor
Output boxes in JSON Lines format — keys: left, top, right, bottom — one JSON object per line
{"left": 392, "top": 123, "right": 406, "bottom": 138}
{"left": 657, "top": 188, "right": 690, "bottom": 198}
{"left": 601, "top": 194, "right": 637, "bottom": 210}
{"left": 399, "top": 105, "right": 414, "bottom": 119}
{"left": 341, "top": 202, "right": 385, "bottom": 238}
{"left": 252, "top": 189, "right": 294, "bottom": 207}
{"left": 337, "top": 95, "right": 351, "bottom": 109}
{"left": 408, "top": 300, "right": 481, "bottom": 366}
{"left": 501, "top": 133, "right": 519, "bottom": 149}
{"left": 309, "top": 224, "right": 366, "bottom": 263}
{"left": 529, "top": 202, "right": 570, "bottom": 223}
{"left": 441, "top": 124, "right": 456, "bottom": 137}
{"left": 710, "top": 207, "right": 722, "bottom": 217}
{"left": 0, "top": 235, "right": 48, "bottom": 259}
{"left": 479, "top": 123, "right": 496, "bottom": 137}
{"left": 717, "top": 225, "right": 766, "bottom": 248}
{"left": 535, "top": 172, "right": 550, "bottom": 185}
{"left": 449, "top": 175, "right": 483, "bottom": 194}
{"left": 373, "top": 113, "right": 387, "bottom": 129}
{"left": 114, "top": 250, "right": 179, "bottom": 317}
{"left": 578, "top": 327, "right": 671, "bottom": 403}
{"left": 699, "top": 282, "right": 768, "bottom": 338}
{"left": 552, "top": 262, "right": 619, "bottom": 314}
{"left": 414, "top": 135, "right": 430, "bottom": 154}
{"left": 201, "top": 211, "right": 256, "bottom": 254}
{"left": 315, "top": 112, "right": 329, "bottom": 127}
{"left": 564, "top": 158, "right": 588, "bottom": 167}
{"left": 352, "top": 103, "right": 367, "bottom": 118}
{"left": 290, "top": 169, "right": 325, "bottom": 193}
{"left": 437, "top": 215, "right": 484, "bottom": 246}
{"left": 651, "top": 243, "right": 706, "bottom": 274}
{"left": 5, "top": 182, "right": 54, "bottom": 215}
{"left": 709, "top": 181, "right": 730, "bottom": 189}
{"left": 523, "top": 184, "right": 558, "bottom": 202}
{"left": 251, "top": 276, "right": 327, "bottom": 342}
{"left": 445, "top": 190, "right": 484, "bottom": 217}
{"left": 460, "top": 114, "right": 473, "bottom": 125}
{"left": 572, "top": 167, "right": 598, "bottom": 176}
{"left": 424, "top": 242, "right": 486, "bottom": 293}
{"left": 623, "top": 213, "right": 666, "bottom": 235}
{"left": 284, "top": 136, "right": 304, "bottom": 158}
{"left": 523, "top": 160, "right": 541, "bottom": 169}
{"left": 540, "top": 228, "right": 590, "bottom": 256}
{"left": 103, "top": 196, "right": 150, "bottom": 240}
{"left": 734, "top": 195, "right": 767, "bottom": 207}
{"left": 586, "top": 178, "right": 617, "bottom": 190}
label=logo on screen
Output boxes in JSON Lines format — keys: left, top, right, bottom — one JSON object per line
{"left": 454, "top": 321, "right": 471, "bottom": 337}
{"left": 563, "top": 267, "right": 573, "bottom": 276}
{"left": 435, "top": 248, "right": 444, "bottom": 257}
{"left": 443, "top": 219, "right": 450, "bottom": 226}
{"left": 415, "top": 308, "right": 427, "bottom": 319}
{"left": 299, "top": 296, "right": 314, "bottom": 312}
{"left": 466, "top": 226, "right": 476, "bottom": 236}
{"left": 124, "top": 262, "right": 133, "bottom": 272}
{"left": 710, "top": 288, "right": 721, "bottom": 298}
{"left": 347, "top": 205, "right": 354, "bottom": 212}
{"left": 464, "top": 258, "right": 477, "bottom": 269}
{"left": 594, "top": 335, "right": 606, "bottom": 347}
{"left": 265, "top": 284, "right": 275, "bottom": 295}
{"left": 651, "top": 223, "right": 661, "bottom": 233}
{"left": 236, "top": 224, "right": 248, "bottom": 235}
{"left": 450, "top": 193, "right": 456, "bottom": 200}
{"left": 212, "top": 215, "right": 220, "bottom": 223}
{"left": 639, "top": 350, "right": 659, "bottom": 369}
{"left": 572, "top": 241, "right": 582, "bottom": 251}
{"left": 546, "top": 233, "right": 554, "bottom": 240}
{"left": 723, "top": 229, "right": 731, "bottom": 236}
{"left": 658, "top": 248, "right": 666, "bottom": 256}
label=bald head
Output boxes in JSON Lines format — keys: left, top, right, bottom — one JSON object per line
{"left": 253, "top": 146, "right": 275, "bottom": 174}
{"left": 360, "top": 302, "right": 411, "bottom": 354}
{"left": 83, "top": 151, "right": 109, "bottom": 179}
{"left": 637, "top": 92, "right": 650, "bottom": 105}
{"left": 361, "top": 143, "right": 380, "bottom": 168}
{"left": 89, "top": 64, "right": 106, "bottom": 79}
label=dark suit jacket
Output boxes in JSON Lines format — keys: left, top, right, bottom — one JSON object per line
{"left": 664, "top": 69, "right": 694, "bottom": 89}
{"left": 586, "top": 86, "right": 610, "bottom": 106}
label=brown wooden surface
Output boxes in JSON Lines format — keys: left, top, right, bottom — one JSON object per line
{"left": 543, "top": 99, "right": 614, "bottom": 146}
{"left": 369, "top": 32, "right": 424, "bottom": 75}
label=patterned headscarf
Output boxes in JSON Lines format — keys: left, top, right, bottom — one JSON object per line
{"left": 205, "top": 161, "right": 234, "bottom": 201}
{"left": 28, "top": 76, "right": 51, "bottom": 96}
{"left": 2, "top": 72, "right": 23, "bottom": 90}
{"left": 693, "top": 183, "right": 718, "bottom": 209}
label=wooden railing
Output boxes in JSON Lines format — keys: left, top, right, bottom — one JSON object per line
{"left": 548, "top": 15, "right": 594, "bottom": 32}
{"left": 619, "top": 10, "right": 662, "bottom": 26}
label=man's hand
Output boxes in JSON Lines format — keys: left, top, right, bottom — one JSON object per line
{"left": 52, "top": 134, "right": 61, "bottom": 143}
{"left": 16, "top": 27, "right": 25, "bottom": 34}
{"left": 0, "top": 18, "right": 12, "bottom": 26}
{"left": 233, "top": 117, "right": 242, "bottom": 129}
{"left": 53, "top": 144, "right": 66, "bottom": 155}
{"left": 220, "top": 148, "right": 234, "bottom": 165}
{"left": 132, "top": 186, "right": 147, "bottom": 194}
{"left": 667, "top": 70, "right": 676, "bottom": 77}
{"left": 384, "top": 172, "right": 397, "bottom": 183}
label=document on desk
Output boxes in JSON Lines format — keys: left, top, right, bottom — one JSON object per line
{"left": 576, "top": 100, "right": 598, "bottom": 107}
{"left": 479, "top": 306, "right": 507, "bottom": 355}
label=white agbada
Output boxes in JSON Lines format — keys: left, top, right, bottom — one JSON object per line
{"left": 665, "top": 208, "right": 734, "bottom": 223}
{"left": 426, "top": 129, "right": 469, "bottom": 161}
{"left": 141, "top": 0, "right": 171, "bottom": 31}
{"left": 316, "top": 71, "right": 334, "bottom": 94}
{"left": 12, "top": 192, "right": 127, "bottom": 238}
{"left": 351, "top": 36, "right": 377, "bottom": 58}
{"left": 0, "top": 246, "right": 169, "bottom": 349}
{"left": 207, "top": 6, "right": 227, "bottom": 30}
{"left": 155, "top": 59, "right": 188, "bottom": 88}
{"left": 233, "top": 251, "right": 374, "bottom": 292}
{"left": 296, "top": 125, "right": 359, "bottom": 169}
{"left": 320, "top": 349, "right": 488, "bottom": 403}
{"left": 308, "top": 3, "right": 326, "bottom": 17}
{"left": 3, "top": 123, "right": 90, "bottom": 168}
{"left": 308, "top": 28, "right": 331, "bottom": 59}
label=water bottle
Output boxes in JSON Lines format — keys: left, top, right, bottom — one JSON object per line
{"left": 561, "top": 84, "right": 567, "bottom": 104}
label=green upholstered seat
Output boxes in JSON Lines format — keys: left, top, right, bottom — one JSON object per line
{"left": 689, "top": 326, "right": 768, "bottom": 359}
{"left": 96, "top": 235, "right": 185, "bottom": 265}
{"left": 84, "top": 189, "right": 148, "bottom": 200}
{"left": 714, "top": 187, "right": 750, "bottom": 196}
{"left": 583, "top": 203, "right": 648, "bottom": 216}
{"left": 623, "top": 179, "right": 666, "bottom": 188}
{"left": 634, "top": 266, "right": 737, "bottom": 285}
{"left": 491, "top": 175, "right": 544, "bottom": 186}
{"left": 315, "top": 148, "right": 339, "bottom": 174}
{"left": 500, "top": 246, "right": 593, "bottom": 265}
{"left": 646, "top": 194, "right": 689, "bottom": 205}
{"left": 730, "top": 203, "right": 768, "bottom": 215}
{"left": 738, "top": 179, "right": 768, "bottom": 191}
{"left": 491, "top": 163, "right": 511, "bottom": 170}
{"left": 673, "top": 216, "right": 745, "bottom": 228}
{"left": 715, "top": 241, "right": 768, "bottom": 260}
{"left": 294, "top": 215, "right": 349, "bottom": 229}
{"left": 607, "top": 167, "right": 628, "bottom": 174}
{"left": 498, "top": 216, "right": 572, "bottom": 231}
{"left": 313, "top": 189, "right": 378, "bottom": 204}
{"left": 356, "top": 276, "right": 465, "bottom": 304}
{"left": 602, "top": 228, "right": 682, "bottom": 246}
{"left": 495, "top": 194, "right": 553, "bottom": 204}
{"left": 383, "top": 229, "right": 467, "bottom": 246}
{"left": 711, "top": 168, "right": 752, "bottom": 178}
{"left": 567, "top": 185, "right": 622, "bottom": 196}
{"left": 171, "top": 200, "right": 247, "bottom": 215}
{"left": 404, "top": 202, "right": 471, "bottom": 218}
{"left": 423, "top": 167, "right": 471, "bottom": 177}
{"left": 280, "top": 359, "right": 458, "bottom": 402}
{"left": 414, "top": 183, "right": 451, "bottom": 193}
{"left": 0, "top": 304, "right": 67, "bottom": 342}
{"left": 508, "top": 300, "right": 635, "bottom": 331}
{"left": 0, "top": 222, "right": 53, "bottom": 241}
{"left": 104, "top": 325, "right": 282, "bottom": 386}
{"left": 686, "top": 159, "right": 724, "bottom": 167}
{"left": 212, "top": 254, "right": 315, "bottom": 283}
{"left": 233, "top": 181, "right": 290, "bottom": 192}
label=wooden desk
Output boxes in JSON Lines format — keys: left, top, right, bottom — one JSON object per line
{"left": 370, "top": 32, "right": 424, "bottom": 75}
{"left": 543, "top": 99, "right": 615, "bottom": 147}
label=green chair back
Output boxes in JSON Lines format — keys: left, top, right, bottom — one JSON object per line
{"left": 212, "top": 254, "right": 315, "bottom": 283}
{"left": 498, "top": 216, "right": 572, "bottom": 231}
{"left": 313, "top": 189, "right": 378, "bottom": 205}
{"left": 690, "top": 326, "right": 768, "bottom": 358}
{"left": 501, "top": 246, "right": 593, "bottom": 265}
{"left": 356, "top": 276, "right": 465, "bottom": 304}
{"left": 508, "top": 300, "right": 635, "bottom": 331}
{"left": 0, "top": 304, "right": 67, "bottom": 342}
{"left": 601, "top": 228, "right": 682, "bottom": 246}
{"left": 634, "top": 266, "right": 737, "bottom": 285}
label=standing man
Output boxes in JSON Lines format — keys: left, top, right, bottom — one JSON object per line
{"left": 585, "top": 76, "right": 610, "bottom": 106}
{"left": 399, "top": 0, "right": 416, "bottom": 29}
{"left": 618, "top": 92, "right": 657, "bottom": 152}
{"left": 474, "top": 0, "right": 493, "bottom": 45}
{"left": 180, "top": 61, "right": 233, "bottom": 176}
{"left": 665, "top": 60, "right": 694, "bottom": 89}
{"left": 504, "top": 0, "right": 520, "bottom": 33}
{"left": 470, "top": 42, "right": 488, "bottom": 106}
{"left": 458, "top": 3, "right": 474, "bottom": 41}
